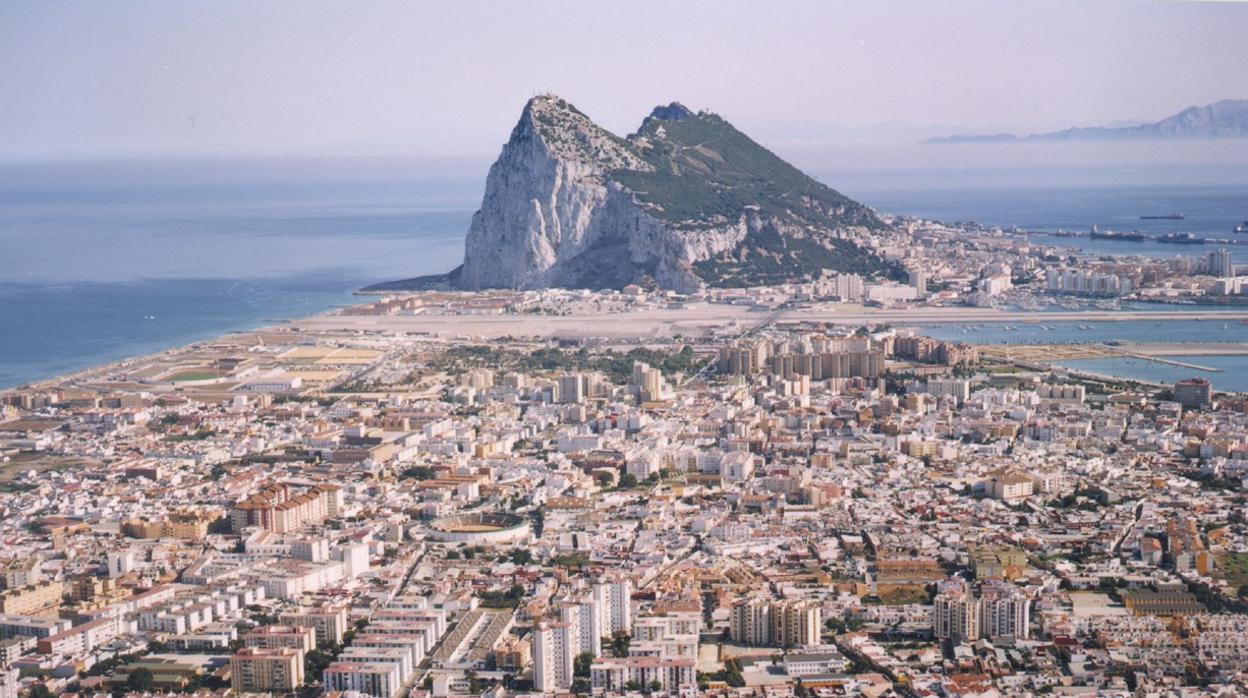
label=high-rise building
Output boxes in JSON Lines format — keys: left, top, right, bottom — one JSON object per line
{"left": 631, "top": 362, "right": 665, "bottom": 403}
{"left": 728, "top": 598, "right": 772, "bottom": 646}
{"left": 532, "top": 621, "right": 575, "bottom": 692}
{"left": 279, "top": 604, "right": 349, "bottom": 647}
{"left": 0, "top": 666, "right": 18, "bottom": 698}
{"left": 558, "top": 597, "right": 602, "bottom": 657}
{"left": 594, "top": 577, "right": 632, "bottom": 638}
{"left": 1209, "top": 249, "right": 1235, "bottom": 278}
{"left": 1175, "top": 378, "right": 1213, "bottom": 411}
{"left": 933, "top": 581, "right": 980, "bottom": 643}
{"left": 979, "top": 582, "right": 1031, "bottom": 641}
{"left": 630, "top": 609, "right": 701, "bottom": 660}
{"left": 231, "top": 483, "right": 343, "bottom": 533}
{"left": 729, "top": 598, "right": 820, "bottom": 648}
{"left": 557, "top": 373, "right": 585, "bottom": 404}
{"left": 322, "top": 661, "right": 401, "bottom": 698}
{"left": 909, "top": 268, "right": 928, "bottom": 297}
{"left": 933, "top": 580, "right": 1030, "bottom": 643}
{"left": 770, "top": 600, "right": 821, "bottom": 648}
{"left": 230, "top": 647, "right": 304, "bottom": 693}
{"left": 243, "top": 625, "right": 317, "bottom": 653}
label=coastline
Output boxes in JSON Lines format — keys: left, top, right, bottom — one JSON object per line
{"left": 9, "top": 297, "right": 1248, "bottom": 395}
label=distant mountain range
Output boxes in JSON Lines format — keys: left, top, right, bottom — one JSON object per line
{"left": 927, "top": 99, "right": 1248, "bottom": 144}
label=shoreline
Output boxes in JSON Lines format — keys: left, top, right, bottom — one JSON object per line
{"left": 7, "top": 297, "right": 1248, "bottom": 394}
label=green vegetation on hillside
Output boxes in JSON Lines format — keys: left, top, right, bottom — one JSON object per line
{"left": 604, "top": 110, "right": 896, "bottom": 284}
{"left": 693, "top": 223, "right": 904, "bottom": 287}
{"left": 612, "top": 112, "right": 882, "bottom": 231}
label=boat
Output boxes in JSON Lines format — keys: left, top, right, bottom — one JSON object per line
{"left": 1091, "top": 229, "right": 1146, "bottom": 242}
{"left": 1235, "top": 221, "right": 1248, "bottom": 234}
{"left": 1156, "top": 232, "right": 1204, "bottom": 244}
{"left": 1141, "top": 213, "right": 1185, "bottom": 220}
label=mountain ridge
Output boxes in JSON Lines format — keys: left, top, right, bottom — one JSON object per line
{"left": 370, "top": 95, "right": 899, "bottom": 293}
{"left": 927, "top": 98, "right": 1248, "bottom": 144}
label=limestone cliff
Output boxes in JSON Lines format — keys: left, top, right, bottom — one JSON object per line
{"left": 381, "top": 95, "right": 900, "bottom": 293}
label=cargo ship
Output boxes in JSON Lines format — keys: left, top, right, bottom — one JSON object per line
{"left": 1140, "top": 213, "right": 1185, "bottom": 220}
{"left": 1155, "top": 232, "right": 1204, "bottom": 244}
{"left": 1091, "top": 229, "right": 1145, "bottom": 242}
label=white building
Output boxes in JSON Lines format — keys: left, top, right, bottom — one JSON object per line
{"left": 593, "top": 577, "right": 632, "bottom": 638}
{"left": 559, "top": 596, "right": 602, "bottom": 657}
{"left": 322, "top": 661, "right": 401, "bottom": 698}
{"left": 532, "top": 621, "right": 575, "bottom": 692}
{"left": 590, "top": 656, "right": 696, "bottom": 693}
{"left": 933, "top": 580, "right": 1030, "bottom": 643}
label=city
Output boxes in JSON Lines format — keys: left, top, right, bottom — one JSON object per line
{"left": 4, "top": 3, "right": 1248, "bottom": 698}
{"left": 5, "top": 211, "right": 1248, "bottom": 697}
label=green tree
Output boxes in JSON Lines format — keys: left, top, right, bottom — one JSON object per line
{"left": 399, "top": 466, "right": 436, "bottom": 481}
{"left": 574, "top": 651, "right": 595, "bottom": 678}
{"left": 27, "top": 684, "right": 55, "bottom": 698}
{"left": 304, "top": 648, "right": 336, "bottom": 678}
{"left": 611, "top": 631, "right": 631, "bottom": 657}
{"left": 127, "top": 667, "right": 155, "bottom": 692}
{"left": 619, "top": 473, "right": 639, "bottom": 489}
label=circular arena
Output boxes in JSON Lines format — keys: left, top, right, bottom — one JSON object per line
{"left": 427, "top": 512, "right": 530, "bottom": 545}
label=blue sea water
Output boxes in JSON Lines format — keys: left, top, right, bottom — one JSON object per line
{"left": 917, "top": 315, "right": 1248, "bottom": 346}
{"left": 1, "top": 160, "right": 479, "bottom": 388}
{"left": 918, "top": 319, "right": 1248, "bottom": 392}
{"left": 852, "top": 182, "right": 1248, "bottom": 264}
{"left": 3, "top": 158, "right": 1248, "bottom": 390}
{"left": 1052, "top": 355, "right": 1248, "bottom": 393}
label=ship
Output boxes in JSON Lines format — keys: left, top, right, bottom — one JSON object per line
{"left": 1140, "top": 213, "right": 1185, "bottom": 220}
{"left": 1155, "top": 231, "right": 1204, "bottom": 244}
{"left": 1235, "top": 221, "right": 1248, "bottom": 234}
{"left": 1091, "top": 229, "right": 1145, "bottom": 241}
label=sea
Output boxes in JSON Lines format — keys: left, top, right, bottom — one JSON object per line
{"left": 0, "top": 159, "right": 478, "bottom": 388}
{"left": 2, "top": 156, "right": 1248, "bottom": 390}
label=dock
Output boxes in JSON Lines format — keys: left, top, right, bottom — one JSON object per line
{"left": 1098, "top": 345, "right": 1223, "bottom": 373}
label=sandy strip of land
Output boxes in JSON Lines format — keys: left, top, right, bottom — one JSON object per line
{"left": 290, "top": 305, "right": 1248, "bottom": 340}
{"left": 1125, "top": 342, "right": 1248, "bottom": 356}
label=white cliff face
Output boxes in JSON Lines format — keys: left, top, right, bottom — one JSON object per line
{"left": 460, "top": 96, "right": 743, "bottom": 292}
{"left": 459, "top": 113, "right": 605, "bottom": 290}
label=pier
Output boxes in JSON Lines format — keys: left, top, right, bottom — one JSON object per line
{"left": 1098, "top": 345, "right": 1223, "bottom": 373}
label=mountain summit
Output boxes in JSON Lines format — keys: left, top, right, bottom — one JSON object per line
{"left": 376, "top": 95, "right": 898, "bottom": 292}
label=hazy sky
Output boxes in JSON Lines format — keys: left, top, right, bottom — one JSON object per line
{"left": 2, "top": 0, "right": 1244, "bottom": 159}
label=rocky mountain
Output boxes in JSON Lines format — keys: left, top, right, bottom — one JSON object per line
{"left": 371, "top": 95, "right": 899, "bottom": 293}
{"left": 928, "top": 98, "right": 1248, "bottom": 144}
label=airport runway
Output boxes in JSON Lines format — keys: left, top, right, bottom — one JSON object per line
{"left": 292, "top": 304, "right": 1248, "bottom": 340}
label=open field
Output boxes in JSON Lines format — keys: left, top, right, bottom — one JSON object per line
{"left": 1216, "top": 553, "right": 1248, "bottom": 593}
{"left": 0, "top": 453, "right": 91, "bottom": 491}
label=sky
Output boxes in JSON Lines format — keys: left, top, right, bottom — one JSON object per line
{"left": 1, "top": 0, "right": 1245, "bottom": 160}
